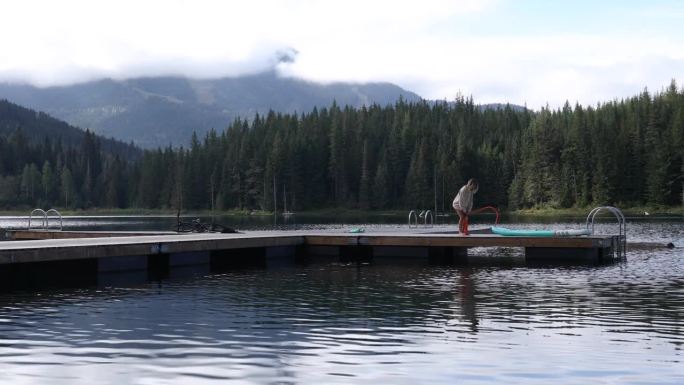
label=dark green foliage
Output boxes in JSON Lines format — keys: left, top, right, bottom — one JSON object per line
{"left": 509, "top": 84, "right": 683, "bottom": 208}
{"left": 119, "top": 94, "right": 589, "bottom": 211}
{"left": 0, "top": 99, "right": 139, "bottom": 209}
{"left": 1, "top": 84, "right": 683, "bottom": 211}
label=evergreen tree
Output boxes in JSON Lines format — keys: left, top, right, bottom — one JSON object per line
{"left": 372, "top": 154, "right": 389, "bottom": 209}
{"left": 358, "top": 140, "right": 371, "bottom": 209}
{"left": 2, "top": 83, "right": 683, "bottom": 211}
{"left": 41, "top": 161, "right": 55, "bottom": 205}
{"left": 60, "top": 166, "right": 73, "bottom": 208}
{"left": 645, "top": 99, "right": 669, "bottom": 205}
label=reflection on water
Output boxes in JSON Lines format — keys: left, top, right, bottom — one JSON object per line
{"left": 0, "top": 215, "right": 682, "bottom": 383}
{"left": 0, "top": 254, "right": 682, "bottom": 383}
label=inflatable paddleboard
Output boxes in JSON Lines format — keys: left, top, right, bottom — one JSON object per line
{"left": 491, "top": 226, "right": 591, "bottom": 237}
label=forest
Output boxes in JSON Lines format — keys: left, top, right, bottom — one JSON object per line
{"left": 0, "top": 81, "right": 682, "bottom": 212}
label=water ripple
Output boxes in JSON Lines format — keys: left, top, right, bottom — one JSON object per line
{"left": 1, "top": 220, "right": 683, "bottom": 383}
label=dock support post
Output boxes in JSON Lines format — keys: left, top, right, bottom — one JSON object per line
{"left": 265, "top": 246, "right": 297, "bottom": 268}
{"left": 525, "top": 247, "right": 603, "bottom": 264}
{"left": 98, "top": 255, "right": 148, "bottom": 272}
{"left": 597, "top": 246, "right": 616, "bottom": 263}
{"left": 97, "top": 255, "right": 149, "bottom": 286}
{"left": 294, "top": 244, "right": 311, "bottom": 264}
{"left": 429, "top": 247, "right": 468, "bottom": 264}
{"left": 340, "top": 245, "right": 373, "bottom": 264}
{"left": 0, "top": 259, "right": 97, "bottom": 289}
{"left": 148, "top": 253, "right": 170, "bottom": 280}
{"left": 210, "top": 247, "right": 266, "bottom": 271}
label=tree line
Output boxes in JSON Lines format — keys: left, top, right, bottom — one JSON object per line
{"left": 0, "top": 82, "right": 682, "bottom": 212}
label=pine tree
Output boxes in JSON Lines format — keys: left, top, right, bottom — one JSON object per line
{"left": 41, "top": 160, "right": 55, "bottom": 205}
{"left": 372, "top": 154, "right": 389, "bottom": 209}
{"left": 60, "top": 166, "right": 73, "bottom": 208}
{"left": 645, "top": 99, "right": 669, "bottom": 205}
{"left": 358, "top": 140, "right": 372, "bottom": 209}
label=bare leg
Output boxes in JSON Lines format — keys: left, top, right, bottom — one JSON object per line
{"left": 456, "top": 209, "right": 466, "bottom": 234}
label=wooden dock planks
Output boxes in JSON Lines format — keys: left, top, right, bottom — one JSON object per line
{"left": 303, "top": 232, "right": 612, "bottom": 248}
{"left": 0, "top": 233, "right": 304, "bottom": 264}
{"left": 0, "top": 230, "right": 619, "bottom": 265}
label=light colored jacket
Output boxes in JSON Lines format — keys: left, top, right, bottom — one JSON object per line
{"left": 452, "top": 185, "right": 477, "bottom": 213}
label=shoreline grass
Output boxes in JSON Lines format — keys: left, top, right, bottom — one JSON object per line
{"left": 510, "top": 205, "right": 684, "bottom": 217}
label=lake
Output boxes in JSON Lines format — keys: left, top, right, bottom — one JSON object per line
{"left": 0, "top": 214, "right": 682, "bottom": 384}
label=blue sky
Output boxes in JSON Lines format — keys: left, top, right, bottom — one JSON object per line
{"left": 0, "top": 0, "right": 682, "bottom": 108}
{"left": 453, "top": 1, "right": 684, "bottom": 36}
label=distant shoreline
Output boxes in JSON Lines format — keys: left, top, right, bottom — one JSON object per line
{"left": 1, "top": 206, "right": 682, "bottom": 217}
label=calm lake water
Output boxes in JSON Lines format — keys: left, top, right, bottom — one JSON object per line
{"left": 0, "top": 214, "right": 682, "bottom": 384}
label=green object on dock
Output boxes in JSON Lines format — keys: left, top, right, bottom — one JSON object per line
{"left": 491, "top": 226, "right": 591, "bottom": 237}
{"left": 491, "top": 226, "right": 554, "bottom": 237}
{"left": 349, "top": 228, "right": 365, "bottom": 233}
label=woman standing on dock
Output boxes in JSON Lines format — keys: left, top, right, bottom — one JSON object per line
{"left": 453, "top": 178, "right": 478, "bottom": 234}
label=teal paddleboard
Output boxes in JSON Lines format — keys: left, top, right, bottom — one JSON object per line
{"left": 491, "top": 226, "right": 554, "bottom": 237}
{"left": 491, "top": 226, "right": 590, "bottom": 237}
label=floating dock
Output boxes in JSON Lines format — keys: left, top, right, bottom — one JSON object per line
{"left": 0, "top": 228, "right": 624, "bottom": 289}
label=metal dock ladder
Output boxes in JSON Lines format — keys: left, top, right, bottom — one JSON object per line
{"left": 586, "top": 206, "right": 626, "bottom": 259}
{"left": 28, "top": 208, "right": 63, "bottom": 231}
{"left": 408, "top": 210, "right": 434, "bottom": 228}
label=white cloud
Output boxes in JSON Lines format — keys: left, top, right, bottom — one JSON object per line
{"left": 0, "top": 0, "right": 497, "bottom": 84}
{"left": 281, "top": 30, "right": 684, "bottom": 108}
{"left": 0, "top": 0, "right": 682, "bottom": 108}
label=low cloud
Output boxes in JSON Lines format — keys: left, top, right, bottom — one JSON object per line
{"left": 1, "top": 0, "right": 682, "bottom": 107}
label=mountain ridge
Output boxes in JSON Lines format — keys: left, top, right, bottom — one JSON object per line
{"left": 0, "top": 72, "right": 423, "bottom": 148}
{"left": 0, "top": 98, "right": 139, "bottom": 158}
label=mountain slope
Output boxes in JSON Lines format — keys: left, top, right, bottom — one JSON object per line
{"left": 0, "top": 72, "right": 422, "bottom": 148}
{"left": 0, "top": 99, "right": 139, "bottom": 158}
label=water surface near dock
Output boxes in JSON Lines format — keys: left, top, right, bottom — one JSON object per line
{"left": 0, "top": 216, "right": 682, "bottom": 384}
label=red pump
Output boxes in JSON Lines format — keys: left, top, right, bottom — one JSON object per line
{"left": 462, "top": 206, "right": 500, "bottom": 235}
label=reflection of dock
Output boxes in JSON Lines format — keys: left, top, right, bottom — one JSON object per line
{"left": 1, "top": 229, "right": 624, "bottom": 289}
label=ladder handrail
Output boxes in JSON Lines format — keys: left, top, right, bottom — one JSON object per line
{"left": 28, "top": 209, "right": 47, "bottom": 230}
{"left": 28, "top": 208, "right": 64, "bottom": 231}
{"left": 45, "top": 209, "right": 63, "bottom": 231}
{"left": 423, "top": 210, "right": 434, "bottom": 227}
{"left": 408, "top": 210, "right": 418, "bottom": 228}
{"left": 585, "top": 206, "right": 626, "bottom": 258}
{"left": 409, "top": 209, "right": 434, "bottom": 228}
